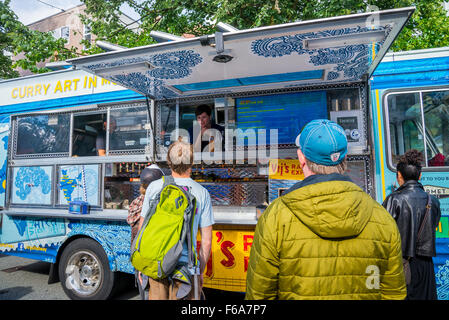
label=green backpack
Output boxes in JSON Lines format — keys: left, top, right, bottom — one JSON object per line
{"left": 131, "top": 176, "right": 198, "bottom": 280}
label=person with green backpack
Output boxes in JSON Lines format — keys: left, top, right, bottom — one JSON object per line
{"left": 127, "top": 164, "right": 164, "bottom": 300}
{"left": 133, "top": 140, "right": 214, "bottom": 300}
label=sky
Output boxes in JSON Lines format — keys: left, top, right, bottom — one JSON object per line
{"left": 8, "top": 0, "right": 140, "bottom": 25}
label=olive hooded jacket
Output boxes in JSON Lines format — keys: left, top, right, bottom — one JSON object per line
{"left": 245, "top": 174, "right": 406, "bottom": 300}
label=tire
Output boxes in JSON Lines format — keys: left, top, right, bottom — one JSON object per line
{"left": 59, "top": 238, "right": 117, "bottom": 300}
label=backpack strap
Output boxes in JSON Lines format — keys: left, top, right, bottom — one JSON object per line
{"left": 417, "top": 194, "right": 432, "bottom": 242}
{"left": 162, "top": 175, "right": 175, "bottom": 188}
{"left": 135, "top": 193, "right": 161, "bottom": 253}
{"left": 185, "top": 199, "right": 198, "bottom": 269}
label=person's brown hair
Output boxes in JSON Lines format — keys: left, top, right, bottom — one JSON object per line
{"left": 305, "top": 157, "right": 347, "bottom": 175}
{"left": 167, "top": 141, "right": 194, "bottom": 175}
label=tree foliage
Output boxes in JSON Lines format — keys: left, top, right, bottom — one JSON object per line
{"left": 2, "top": 0, "right": 449, "bottom": 78}
{"left": 0, "top": 0, "right": 77, "bottom": 79}
{"left": 80, "top": 0, "right": 449, "bottom": 53}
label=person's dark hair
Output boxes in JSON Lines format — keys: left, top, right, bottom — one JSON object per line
{"left": 195, "top": 104, "right": 212, "bottom": 117}
{"left": 396, "top": 149, "right": 424, "bottom": 181}
{"left": 140, "top": 167, "right": 163, "bottom": 186}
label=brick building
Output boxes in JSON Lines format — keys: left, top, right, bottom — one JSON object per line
{"left": 15, "top": 3, "right": 139, "bottom": 76}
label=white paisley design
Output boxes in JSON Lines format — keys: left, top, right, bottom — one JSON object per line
{"left": 67, "top": 220, "right": 133, "bottom": 273}
{"left": 436, "top": 259, "right": 449, "bottom": 300}
{"left": 251, "top": 26, "right": 391, "bottom": 81}
{"left": 86, "top": 50, "right": 202, "bottom": 80}
{"left": 85, "top": 50, "right": 202, "bottom": 99}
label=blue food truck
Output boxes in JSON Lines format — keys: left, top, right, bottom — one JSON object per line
{"left": 2, "top": 7, "right": 447, "bottom": 300}
{"left": 370, "top": 46, "right": 449, "bottom": 300}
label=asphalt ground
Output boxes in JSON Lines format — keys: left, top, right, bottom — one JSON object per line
{"left": 0, "top": 253, "right": 244, "bottom": 300}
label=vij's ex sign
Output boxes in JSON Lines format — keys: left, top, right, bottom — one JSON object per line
{"left": 199, "top": 230, "right": 254, "bottom": 292}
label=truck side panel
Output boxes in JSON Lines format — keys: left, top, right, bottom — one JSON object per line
{"left": 1, "top": 214, "right": 134, "bottom": 274}
{"left": 371, "top": 52, "right": 449, "bottom": 300}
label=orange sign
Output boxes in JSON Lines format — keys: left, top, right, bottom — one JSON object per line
{"left": 198, "top": 229, "right": 255, "bottom": 292}
{"left": 269, "top": 159, "right": 304, "bottom": 180}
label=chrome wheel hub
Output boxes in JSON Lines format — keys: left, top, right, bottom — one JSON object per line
{"left": 65, "top": 251, "right": 102, "bottom": 296}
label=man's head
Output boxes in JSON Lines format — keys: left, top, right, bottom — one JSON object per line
{"left": 195, "top": 104, "right": 213, "bottom": 130}
{"left": 103, "top": 118, "right": 117, "bottom": 132}
{"left": 139, "top": 165, "right": 164, "bottom": 193}
{"left": 295, "top": 119, "right": 348, "bottom": 176}
{"left": 167, "top": 140, "right": 194, "bottom": 175}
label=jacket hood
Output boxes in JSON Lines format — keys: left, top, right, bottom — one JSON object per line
{"left": 281, "top": 177, "right": 373, "bottom": 239}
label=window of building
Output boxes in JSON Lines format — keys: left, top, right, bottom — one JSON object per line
{"left": 83, "top": 24, "right": 91, "bottom": 49}
{"left": 61, "top": 26, "right": 70, "bottom": 40}
{"left": 50, "top": 26, "right": 69, "bottom": 41}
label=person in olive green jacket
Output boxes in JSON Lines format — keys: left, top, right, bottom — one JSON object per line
{"left": 246, "top": 119, "right": 406, "bottom": 300}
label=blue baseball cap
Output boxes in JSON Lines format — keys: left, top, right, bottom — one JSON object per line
{"left": 295, "top": 119, "right": 347, "bottom": 166}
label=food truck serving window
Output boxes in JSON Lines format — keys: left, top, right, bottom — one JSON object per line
{"left": 15, "top": 114, "right": 71, "bottom": 156}
{"left": 72, "top": 112, "right": 106, "bottom": 157}
{"left": 156, "top": 101, "right": 221, "bottom": 150}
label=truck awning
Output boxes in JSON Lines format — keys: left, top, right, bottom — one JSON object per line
{"left": 68, "top": 7, "right": 414, "bottom": 101}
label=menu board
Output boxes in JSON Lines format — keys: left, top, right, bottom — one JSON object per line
{"left": 236, "top": 91, "right": 327, "bottom": 146}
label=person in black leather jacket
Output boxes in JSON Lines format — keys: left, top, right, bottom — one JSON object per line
{"left": 383, "top": 149, "right": 441, "bottom": 300}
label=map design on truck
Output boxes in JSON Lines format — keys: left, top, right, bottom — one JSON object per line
{"left": 58, "top": 165, "right": 99, "bottom": 206}
{"left": 12, "top": 166, "right": 52, "bottom": 205}
{"left": 1, "top": 215, "right": 66, "bottom": 246}
{"left": 60, "top": 170, "right": 82, "bottom": 202}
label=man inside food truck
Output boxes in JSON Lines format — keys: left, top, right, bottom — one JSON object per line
{"left": 188, "top": 104, "right": 224, "bottom": 152}
{"left": 96, "top": 117, "right": 117, "bottom": 156}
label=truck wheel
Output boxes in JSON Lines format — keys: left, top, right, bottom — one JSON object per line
{"left": 59, "top": 238, "right": 117, "bottom": 300}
